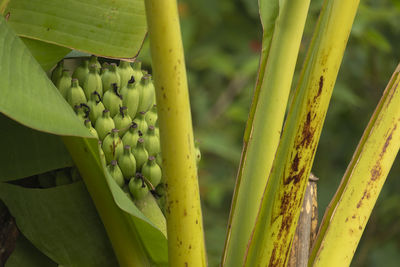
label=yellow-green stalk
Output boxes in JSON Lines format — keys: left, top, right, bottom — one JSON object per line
{"left": 222, "top": 0, "right": 310, "bottom": 265}
{"left": 243, "top": 0, "right": 360, "bottom": 266}
{"left": 309, "top": 64, "right": 400, "bottom": 267}
{"left": 62, "top": 137, "right": 150, "bottom": 267}
{"left": 144, "top": 1, "right": 207, "bottom": 266}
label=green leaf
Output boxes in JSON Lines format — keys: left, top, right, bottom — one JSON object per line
{"left": 0, "top": 182, "right": 119, "bottom": 267}
{"left": 5, "top": 0, "right": 147, "bottom": 58}
{"left": 21, "top": 37, "right": 71, "bottom": 72}
{"left": 0, "top": 16, "right": 90, "bottom": 137}
{"left": 0, "top": 114, "right": 73, "bottom": 181}
{"left": 5, "top": 235, "right": 57, "bottom": 267}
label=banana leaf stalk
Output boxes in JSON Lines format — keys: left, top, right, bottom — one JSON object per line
{"left": 62, "top": 137, "right": 150, "bottom": 267}
{"left": 222, "top": 0, "right": 311, "bottom": 265}
{"left": 144, "top": 0, "right": 207, "bottom": 266}
{"left": 243, "top": 0, "right": 360, "bottom": 265}
{"left": 309, "top": 64, "right": 400, "bottom": 267}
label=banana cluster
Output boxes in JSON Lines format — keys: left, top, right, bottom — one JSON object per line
{"left": 51, "top": 56, "right": 166, "bottom": 208}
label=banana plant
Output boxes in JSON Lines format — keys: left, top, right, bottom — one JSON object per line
{"left": 0, "top": 0, "right": 399, "bottom": 266}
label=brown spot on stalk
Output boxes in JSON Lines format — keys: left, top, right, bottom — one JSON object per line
{"left": 184, "top": 209, "right": 187, "bottom": 216}
{"left": 318, "top": 76, "right": 324, "bottom": 97}
{"left": 297, "top": 112, "right": 314, "bottom": 148}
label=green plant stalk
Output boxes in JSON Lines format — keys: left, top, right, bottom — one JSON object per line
{"left": 62, "top": 136, "right": 150, "bottom": 267}
{"left": 144, "top": 0, "right": 207, "bottom": 266}
{"left": 222, "top": 1, "right": 311, "bottom": 266}
{"left": 243, "top": 0, "right": 360, "bottom": 266}
{"left": 309, "top": 65, "right": 400, "bottom": 266}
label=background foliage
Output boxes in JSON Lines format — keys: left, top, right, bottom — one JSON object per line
{"left": 1, "top": 0, "right": 400, "bottom": 266}
{"left": 136, "top": 0, "right": 399, "bottom": 266}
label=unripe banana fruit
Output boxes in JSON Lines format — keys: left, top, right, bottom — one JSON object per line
{"left": 51, "top": 60, "right": 64, "bottom": 84}
{"left": 95, "top": 109, "right": 115, "bottom": 141}
{"left": 142, "top": 156, "right": 162, "bottom": 187}
{"left": 72, "top": 60, "right": 89, "bottom": 86}
{"left": 83, "top": 64, "right": 103, "bottom": 99}
{"left": 113, "top": 106, "right": 132, "bottom": 137}
{"left": 84, "top": 119, "right": 99, "bottom": 139}
{"left": 89, "top": 55, "right": 102, "bottom": 74}
{"left": 67, "top": 79, "right": 87, "bottom": 108}
{"left": 133, "top": 111, "right": 148, "bottom": 135}
{"left": 51, "top": 56, "right": 168, "bottom": 213}
{"left": 118, "top": 60, "right": 135, "bottom": 88}
{"left": 132, "top": 138, "right": 148, "bottom": 171}
{"left": 118, "top": 145, "right": 137, "bottom": 181}
{"left": 122, "top": 122, "right": 141, "bottom": 149}
{"left": 102, "top": 128, "right": 124, "bottom": 164}
{"left": 145, "top": 104, "right": 158, "bottom": 126}
{"left": 131, "top": 60, "right": 144, "bottom": 82}
{"left": 138, "top": 75, "right": 155, "bottom": 113}
{"left": 129, "top": 173, "right": 149, "bottom": 200}
{"left": 121, "top": 76, "right": 140, "bottom": 119}
{"left": 102, "top": 63, "right": 121, "bottom": 92}
{"left": 144, "top": 126, "right": 160, "bottom": 156}
{"left": 107, "top": 160, "right": 124, "bottom": 187}
{"left": 103, "top": 83, "right": 123, "bottom": 117}
{"left": 87, "top": 91, "right": 105, "bottom": 124}
{"left": 56, "top": 70, "right": 72, "bottom": 99}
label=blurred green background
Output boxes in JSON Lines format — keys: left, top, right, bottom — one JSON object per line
{"left": 137, "top": 0, "right": 400, "bottom": 266}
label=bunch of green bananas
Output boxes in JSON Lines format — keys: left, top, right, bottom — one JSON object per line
{"left": 51, "top": 56, "right": 168, "bottom": 210}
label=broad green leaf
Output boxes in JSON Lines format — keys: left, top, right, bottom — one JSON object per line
{"left": 5, "top": 235, "right": 57, "bottom": 267}
{"left": 0, "top": 16, "right": 90, "bottom": 137}
{"left": 0, "top": 114, "right": 73, "bottom": 181}
{"left": 5, "top": 0, "right": 147, "bottom": 58}
{"left": 21, "top": 37, "right": 71, "bottom": 72}
{"left": 0, "top": 182, "right": 119, "bottom": 267}
{"left": 62, "top": 136, "right": 168, "bottom": 265}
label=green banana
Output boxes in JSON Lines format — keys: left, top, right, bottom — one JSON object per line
{"left": 121, "top": 76, "right": 140, "bottom": 119}
{"left": 144, "top": 125, "right": 160, "bottom": 157}
{"left": 74, "top": 104, "right": 87, "bottom": 123}
{"left": 55, "top": 169, "right": 71, "bottom": 186}
{"left": 118, "top": 60, "right": 135, "bottom": 88}
{"left": 67, "top": 79, "right": 87, "bottom": 108}
{"left": 132, "top": 111, "right": 148, "bottom": 135}
{"left": 122, "top": 122, "right": 141, "bottom": 149}
{"left": 141, "top": 156, "right": 162, "bottom": 187}
{"left": 102, "top": 128, "right": 124, "bottom": 164}
{"left": 98, "top": 140, "right": 107, "bottom": 166}
{"left": 83, "top": 64, "right": 103, "bottom": 99}
{"left": 56, "top": 70, "right": 72, "bottom": 99}
{"left": 72, "top": 60, "right": 89, "bottom": 86}
{"left": 38, "top": 172, "right": 55, "bottom": 188}
{"left": 103, "top": 83, "right": 123, "bottom": 117}
{"left": 51, "top": 60, "right": 64, "bottom": 84}
{"left": 87, "top": 91, "right": 105, "bottom": 124}
{"left": 95, "top": 109, "right": 115, "bottom": 140}
{"left": 106, "top": 160, "right": 124, "bottom": 188}
{"left": 118, "top": 145, "right": 137, "bottom": 181}
{"left": 138, "top": 74, "right": 155, "bottom": 113}
{"left": 89, "top": 55, "right": 101, "bottom": 74}
{"left": 84, "top": 119, "right": 99, "bottom": 139}
{"left": 129, "top": 173, "right": 149, "bottom": 200}
{"left": 131, "top": 60, "right": 144, "bottom": 83}
{"left": 132, "top": 138, "right": 149, "bottom": 171}
{"left": 113, "top": 106, "right": 132, "bottom": 137}
{"left": 102, "top": 63, "right": 121, "bottom": 92}
{"left": 145, "top": 104, "right": 158, "bottom": 126}
{"left": 101, "top": 62, "right": 110, "bottom": 74}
